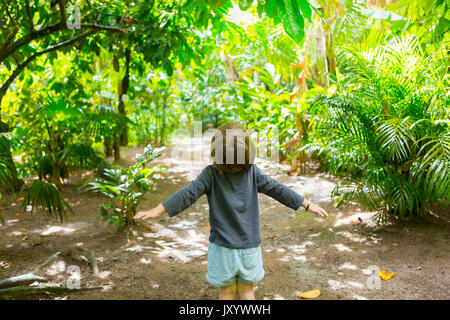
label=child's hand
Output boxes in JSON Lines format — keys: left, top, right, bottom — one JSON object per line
{"left": 134, "top": 203, "right": 166, "bottom": 220}
{"left": 308, "top": 203, "right": 328, "bottom": 218}
{"left": 302, "top": 199, "right": 328, "bottom": 218}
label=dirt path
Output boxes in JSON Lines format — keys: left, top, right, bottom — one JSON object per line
{"left": 1, "top": 139, "right": 449, "bottom": 300}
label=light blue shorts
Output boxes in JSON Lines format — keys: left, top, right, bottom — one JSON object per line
{"left": 206, "top": 242, "right": 265, "bottom": 287}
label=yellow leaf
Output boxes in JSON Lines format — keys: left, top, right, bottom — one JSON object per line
{"left": 379, "top": 270, "right": 395, "bottom": 281}
{"left": 299, "top": 289, "right": 321, "bottom": 299}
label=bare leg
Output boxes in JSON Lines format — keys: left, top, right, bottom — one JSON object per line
{"left": 219, "top": 282, "right": 236, "bottom": 300}
{"left": 236, "top": 281, "right": 255, "bottom": 300}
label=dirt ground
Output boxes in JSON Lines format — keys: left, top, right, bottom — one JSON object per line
{"left": 1, "top": 140, "right": 449, "bottom": 300}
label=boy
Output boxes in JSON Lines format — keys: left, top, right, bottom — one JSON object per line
{"left": 134, "top": 122, "right": 328, "bottom": 300}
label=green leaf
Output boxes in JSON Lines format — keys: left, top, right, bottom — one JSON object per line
{"left": 296, "top": 0, "right": 312, "bottom": 22}
{"left": 238, "top": 0, "right": 253, "bottom": 11}
{"left": 264, "top": 0, "right": 278, "bottom": 19}
{"left": 280, "top": 0, "right": 305, "bottom": 43}
{"left": 211, "top": 0, "right": 228, "bottom": 9}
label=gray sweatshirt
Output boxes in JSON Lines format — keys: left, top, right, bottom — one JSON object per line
{"left": 162, "top": 164, "right": 304, "bottom": 249}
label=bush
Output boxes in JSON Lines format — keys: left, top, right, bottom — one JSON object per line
{"left": 81, "top": 144, "right": 164, "bottom": 227}
{"left": 306, "top": 34, "right": 449, "bottom": 222}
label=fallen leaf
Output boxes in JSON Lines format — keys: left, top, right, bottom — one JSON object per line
{"left": 299, "top": 289, "right": 321, "bottom": 299}
{"left": 7, "top": 262, "right": 12, "bottom": 266}
{"left": 416, "top": 266, "right": 422, "bottom": 270}
{"left": 379, "top": 270, "right": 395, "bottom": 281}
{"left": 392, "top": 243, "right": 399, "bottom": 246}
{"left": 16, "top": 212, "right": 20, "bottom": 216}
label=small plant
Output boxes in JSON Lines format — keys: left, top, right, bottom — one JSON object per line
{"left": 22, "top": 179, "right": 73, "bottom": 222}
{"left": 81, "top": 145, "right": 164, "bottom": 227}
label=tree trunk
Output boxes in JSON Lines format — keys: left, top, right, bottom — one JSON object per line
{"left": 324, "top": 29, "right": 336, "bottom": 77}
{"left": 320, "top": 4, "right": 336, "bottom": 80}
{"left": 0, "top": 120, "right": 24, "bottom": 191}
{"left": 118, "top": 48, "right": 130, "bottom": 146}
{"left": 104, "top": 137, "right": 113, "bottom": 157}
{"left": 51, "top": 164, "right": 63, "bottom": 190}
{"left": 113, "top": 136, "right": 120, "bottom": 162}
{"left": 160, "top": 104, "right": 166, "bottom": 146}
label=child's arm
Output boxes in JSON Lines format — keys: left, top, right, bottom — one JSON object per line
{"left": 255, "top": 166, "right": 328, "bottom": 218}
{"left": 134, "top": 166, "right": 211, "bottom": 220}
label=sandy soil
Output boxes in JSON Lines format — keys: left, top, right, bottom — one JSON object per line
{"left": 1, "top": 140, "right": 449, "bottom": 300}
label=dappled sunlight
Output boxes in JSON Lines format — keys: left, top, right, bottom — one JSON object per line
{"left": 327, "top": 279, "right": 348, "bottom": 291}
{"left": 277, "top": 241, "right": 314, "bottom": 262}
{"left": 333, "top": 244, "right": 352, "bottom": 252}
{"left": 336, "top": 231, "right": 380, "bottom": 246}
{"left": 45, "top": 260, "right": 66, "bottom": 276}
{"left": 334, "top": 211, "right": 377, "bottom": 227}
{"left": 98, "top": 271, "right": 112, "bottom": 279}
{"left": 1, "top": 219, "right": 19, "bottom": 228}
{"left": 338, "top": 262, "right": 359, "bottom": 271}
{"left": 336, "top": 231, "right": 367, "bottom": 243}
{"left": 169, "top": 219, "right": 198, "bottom": 230}
{"left": 288, "top": 177, "right": 336, "bottom": 203}
{"left": 125, "top": 244, "right": 154, "bottom": 253}
{"left": 26, "top": 222, "right": 91, "bottom": 236}
{"left": 139, "top": 257, "right": 151, "bottom": 265}
{"left": 143, "top": 223, "right": 179, "bottom": 238}
{"left": 133, "top": 222, "right": 208, "bottom": 263}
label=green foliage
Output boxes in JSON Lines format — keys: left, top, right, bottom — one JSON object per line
{"left": 22, "top": 180, "right": 73, "bottom": 222}
{"left": 307, "top": 33, "right": 449, "bottom": 221}
{"left": 81, "top": 145, "right": 164, "bottom": 227}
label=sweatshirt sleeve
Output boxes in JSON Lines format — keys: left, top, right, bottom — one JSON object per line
{"left": 254, "top": 165, "right": 304, "bottom": 211}
{"left": 162, "top": 166, "right": 212, "bottom": 217}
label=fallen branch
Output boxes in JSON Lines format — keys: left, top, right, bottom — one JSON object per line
{"left": 0, "top": 285, "right": 102, "bottom": 298}
{"left": 0, "top": 245, "right": 100, "bottom": 290}
{"left": 0, "top": 273, "right": 48, "bottom": 289}
{"left": 33, "top": 245, "right": 100, "bottom": 277}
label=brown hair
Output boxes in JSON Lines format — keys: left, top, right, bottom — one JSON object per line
{"left": 210, "top": 122, "right": 256, "bottom": 175}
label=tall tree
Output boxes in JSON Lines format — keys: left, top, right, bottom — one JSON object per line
{"left": 0, "top": 0, "right": 125, "bottom": 190}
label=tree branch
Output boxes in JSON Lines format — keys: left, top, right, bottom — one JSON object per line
{"left": 0, "top": 24, "right": 19, "bottom": 57}
{"left": 80, "top": 24, "right": 128, "bottom": 33}
{"left": 0, "top": 23, "right": 126, "bottom": 63}
{"left": 25, "top": 0, "right": 34, "bottom": 32}
{"left": 0, "top": 30, "right": 97, "bottom": 104}
{"left": 57, "top": 0, "right": 66, "bottom": 23}
{"left": 0, "top": 21, "right": 66, "bottom": 63}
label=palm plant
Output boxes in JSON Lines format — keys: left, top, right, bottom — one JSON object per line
{"left": 306, "top": 32, "right": 449, "bottom": 221}
{"left": 22, "top": 180, "right": 74, "bottom": 222}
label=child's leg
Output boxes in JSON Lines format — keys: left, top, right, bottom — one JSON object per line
{"left": 218, "top": 282, "right": 237, "bottom": 300}
{"left": 236, "top": 281, "right": 255, "bottom": 300}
